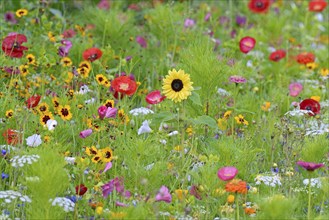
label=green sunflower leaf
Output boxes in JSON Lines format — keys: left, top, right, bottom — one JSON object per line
{"left": 189, "top": 91, "right": 202, "bottom": 106}
{"left": 192, "top": 115, "right": 217, "bottom": 129}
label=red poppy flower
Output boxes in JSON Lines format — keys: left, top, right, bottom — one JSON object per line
{"left": 111, "top": 76, "right": 137, "bottom": 96}
{"left": 145, "top": 90, "right": 166, "bottom": 104}
{"left": 309, "top": 0, "right": 327, "bottom": 12}
{"left": 82, "top": 47, "right": 102, "bottom": 62}
{"left": 239, "top": 36, "right": 256, "bottom": 54}
{"left": 296, "top": 52, "right": 315, "bottom": 65}
{"left": 26, "top": 94, "right": 41, "bottom": 109}
{"left": 248, "top": 0, "right": 271, "bottom": 13}
{"left": 75, "top": 184, "right": 88, "bottom": 196}
{"left": 2, "top": 129, "right": 22, "bottom": 145}
{"left": 299, "top": 98, "right": 321, "bottom": 116}
{"left": 269, "top": 49, "right": 286, "bottom": 62}
{"left": 2, "top": 33, "right": 28, "bottom": 58}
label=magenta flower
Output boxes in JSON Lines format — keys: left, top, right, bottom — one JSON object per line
{"left": 184, "top": 18, "right": 196, "bottom": 28}
{"left": 58, "top": 40, "right": 72, "bottom": 57}
{"left": 105, "top": 107, "right": 117, "bottom": 118}
{"left": 136, "top": 36, "right": 147, "bottom": 48}
{"left": 229, "top": 75, "right": 247, "bottom": 84}
{"left": 297, "top": 161, "right": 324, "bottom": 171}
{"left": 289, "top": 82, "right": 303, "bottom": 97}
{"left": 115, "top": 201, "right": 128, "bottom": 207}
{"left": 189, "top": 185, "right": 202, "bottom": 200}
{"left": 239, "top": 36, "right": 256, "bottom": 54}
{"left": 217, "top": 166, "right": 238, "bottom": 181}
{"left": 204, "top": 12, "right": 211, "bottom": 22}
{"left": 79, "top": 129, "right": 92, "bottom": 138}
{"left": 155, "top": 185, "right": 172, "bottom": 203}
{"left": 4, "top": 12, "right": 17, "bottom": 24}
{"left": 97, "top": 0, "right": 110, "bottom": 10}
{"left": 98, "top": 106, "right": 107, "bottom": 119}
{"left": 145, "top": 90, "right": 166, "bottom": 104}
{"left": 101, "top": 177, "right": 125, "bottom": 198}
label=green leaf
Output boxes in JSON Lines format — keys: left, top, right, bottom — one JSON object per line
{"left": 189, "top": 91, "right": 202, "bottom": 106}
{"left": 153, "top": 112, "right": 176, "bottom": 122}
{"left": 49, "top": 8, "right": 63, "bottom": 19}
{"left": 192, "top": 115, "right": 217, "bottom": 129}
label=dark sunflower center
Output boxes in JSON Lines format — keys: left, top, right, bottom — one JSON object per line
{"left": 105, "top": 151, "right": 112, "bottom": 159}
{"left": 40, "top": 106, "right": 46, "bottom": 112}
{"left": 61, "top": 108, "right": 69, "bottom": 116}
{"left": 171, "top": 79, "right": 183, "bottom": 92}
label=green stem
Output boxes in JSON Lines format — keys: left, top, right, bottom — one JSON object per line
{"left": 307, "top": 174, "right": 312, "bottom": 220}
{"left": 236, "top": 193, "right": 240, "bottom": 220}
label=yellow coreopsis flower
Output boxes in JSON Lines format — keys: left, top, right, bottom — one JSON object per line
{"left": 16, "top": 9, "right": 28, "bottom": 17}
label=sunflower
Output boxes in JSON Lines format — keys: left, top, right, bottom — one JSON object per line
{"left": 39, "top": 112, "right": 54, "bottom": 126}
{"left": 57, "top": 105, "right": 72, "bottom": 120}
{"left": 61, "top": 57, "right": 72, "bottom": 67}
{"left": 85, "top": 146, "right": 98, "bottom": 156}
{"left": 92, "top": 154, "right": 103, "bottom": 163}
{"left": 5, "top": 109, "right": 14, "bottom": 118}
{"left": 162, "top": 69, "right": 193, "bottom": 103}
{"left": 104, "top": 99, "right": 115, "bottom": 108}
{"left": 26, "top": 54, "right": 36, "bottom": 65}
{"left": 100, "top": 147, "right": 113, "bottom": 163}
{"left": 37, "top": 102, "right": 49, "bottom": 114}
{"left": 16, "top": 9, "right": 28, "bottom": 17}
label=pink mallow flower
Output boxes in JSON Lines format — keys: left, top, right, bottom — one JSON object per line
{"left": 217, "top": 166, "right": 238, "bottom": 181}
{"left": 79, "top": 129, "right": 92, "bottom": 138}
{"left": 297, "top": 161, "right": 324, "bottom": 171}
{"left": 146, "top": 90, "right": 166, "bottom": 104}
{"left": 155, "top": 185, "right": 172, "bottom": 203}
{"left": 289, "top": 82, "right": 303, "bottom": 97}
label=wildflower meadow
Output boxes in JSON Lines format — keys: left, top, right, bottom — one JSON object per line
{"left": 1, "top": 0, "right": 329, "bottom": 219}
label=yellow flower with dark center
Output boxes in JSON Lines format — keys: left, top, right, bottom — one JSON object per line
{"left": 66, "top": 89, "right": 74, "bottom": 98}
{"left": 95, "top": 74, "right": 107, "bottom": 85}
{"left": 52, "top": 97, "right": 60, "bottom": 109}
{"left": 16, "top": 9, "right": 28, "bottom": 17}
{"left": 306, "top": 62, "right": 317, "bottom": 70}
{"left": 61, "top": 57, "right": 72, "bottom": 67}
{"left": 103, "top": 80, "right": 111, "bottom": 88}
{"left": 37, "top": 102, "right": 49, "bottom": 114}
{"left": 100, "top": 147, "right": 113, "bottom": 163}
{"left": 39, "top": 112, "right": 54, "bottom": 126}
{"left": 5, "top": 109, "right": 14, "bottom": 118}
{"left": 77, "top": 104, "right": 84, "bottom": 109}
{"left": 57, "top": 105, "right": 72, "bottom": 120}
{"left": 92, "top": 154, "right": 103, "bottom": 163}
{"left": 104, "top": 99, "right": 115, "bottom": 108}
{"left": 79, "top": 61, "right": 91, "bottom": 70}
{"left": 162, "top": 69, "right": 193, "bottom": 103}
{"left": 223, "top": 110, "right": 232, "bottom": 119}
{"left": 19, "top": 65, "right": 29, "bottom": 77}
{"left": 44, "top": 135, "right": 51, "bottom": 143}
{"left": 118, "top": 109, "right": 129, "bottom": 124}
{"left": 234, "top": 114, "right": 249, "bottom": 126}
{"left": 85, "top": 146, "right": 98, "bottom": 156}
{"left": 48, "top": 32, "right": 56, "bottom": 42}
{"left": 77, "top": 66, "right": 90, "bottom": 78}
{"left": 26, "top": 54, "right": 36, "bottom": 65}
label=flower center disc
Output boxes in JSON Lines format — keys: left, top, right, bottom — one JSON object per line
{"left": 171, "top": 79, "right": 183, "bottom": 92}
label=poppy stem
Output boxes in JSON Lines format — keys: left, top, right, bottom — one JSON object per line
{"left": 307, "top": 173, "right": 312, "bottom": 220}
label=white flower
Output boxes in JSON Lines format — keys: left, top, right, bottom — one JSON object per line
{"left": 10, "top": 155, "right": 40, "bottom": 168}
{"left": 50, "top": 197, "right": 75, "bottom": 212}
{"left": 85, "top": 98, "right": 95, "bottom": 104}
{"left": 303, "top": 178, "right": 322, "bottom": 188}
{"left": 46, "top": 119, "right": 58, "bottom": 131}
{"left": 217, "top": 88, "right": 230, "bottom": 96}
{"left": 138, "top": 120, "right": 152, "bottom": 135}
{"left": 77, "top": 85, "right": 91, "bottom": 94}
{"left": 144, "top": 163, "right": 154, "bottom": 171}
{"left": 0, "top": 190, "right": 32, "bottom": 204}
{"left": 168, "top": 130, "right": 179, "bottom": 136}
{"left": 26, "top": 134, "right": 42, "bottom": 147}
{"left": 246, "top": 60, "right": 253, "bottom": 67}
{"left": 129, "top": 107, "right": 154, "bottom": 116}
{"left": 255, "top": 173, "right": 282, "bottom": 187}
{"left": 284, "top": 109, "right": 314, "bottom": 116}
{"left": 64, "top": 157, "right": 76, "bottom": 165}
{"left": 159, "top": 139, "right": 167, "bottom": 145}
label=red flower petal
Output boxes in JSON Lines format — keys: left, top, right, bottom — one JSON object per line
{"left": 248, "top": 0, "right": 271, "bottom": 13}
{"left": 299, "top": 98, "right": 321, "bottom": 116}
{"left": 296, "top": 52, "right": 315, "bottom": 65}
{"left": 145, "top": 90, "right": 166, "bottom": 104}
{"left": 82, "top": 47, "right": 102, "bottom": 62}
{"left": 269, "top": 49, "right": 286, "bottom": 62}
{"left": 111, "top": 76, "right": 137, "bottom": 96}
{"left": 309, "top": 0, "right": 327, "bottom": 12}
{"left": 75, "top": 184, "right": 88, "bottom": 196}
{"left": 26, "top": 95, "right": 41, "bottom": 109}
{"left": 239, "top": 36, "right": 256, "bottom": 54}
{"left": 1, "top": 34, "right": 28, "bottom": 58}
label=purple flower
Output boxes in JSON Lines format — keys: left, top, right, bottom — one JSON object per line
{"left": 4, "top": 12, "right": 17, "bottom": 24}
{"left": 184, "top": 18, "right": 196, "bottom": 28}
{"left": 105, "top": 107, "right": 117, "bottom": 118}
{"left": 229, "top": 75, "right": 247, "bottom": 84}
{"left": 236, "top": 15, "right": 247, "bottom": 26}
{"left": 189, "top": 185, "right": 202, "bottom": 200}
{"left": 101, "top": 177, "right": 126, "bottom": 198}
{"left": 136, "top": 36, "right": 147, "bottom": 48}
{"left": 217, "top": 166, "right": 238, "bottom": 181}
{"left": 297, "top": 161, "right": 324, "bottom": 171}
{"left": 1, "top": 173, "right": 9, "bottom": 179}
{"left": 125, "top": 56, "right": 132, "bottom": 61}
{"left": 155, "top": 185, "right": 172, "bottom": 203}
{"left": 97, "top": 0, "right": 110, "bottom": 10}
{"left": 289, "top": 82, "right": 303, "bottom": 97}
{"left": 115, "top": 201, "right": 128, "bottom": 207}
{"left": 3, "top": 66, "right": 20, "bottom": 74}
{"left": 102, "top": 162, "right": 112, "bottom": 173}
{"left": 79, "top": 129, "right": 93, "bottom": 138}
{"left": 101, "top": 181, "right": 115, "bottom": 198}
{"left": 58, "top": 40, "right": 72, "bottom": 57}
{"left": 204, "top": 12, "right": 211, "bottom": 22}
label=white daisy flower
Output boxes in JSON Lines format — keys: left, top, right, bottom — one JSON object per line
{"left": 50, "top": 197, "right": 75, "bottom": 212}
{"left": 129, "top": 107, "right": 154, "bottom": 116}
